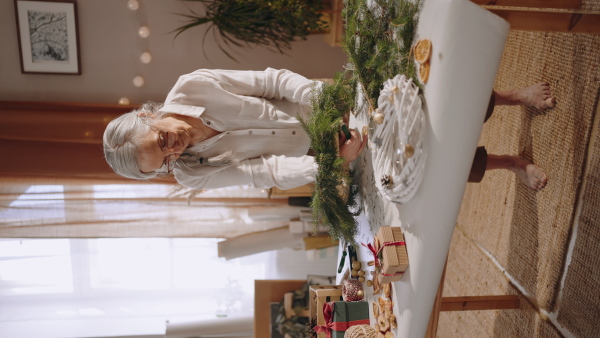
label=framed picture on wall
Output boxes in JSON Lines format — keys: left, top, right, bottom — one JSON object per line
{"left": 14, "top": 0, "right": 81, "bottom": 75}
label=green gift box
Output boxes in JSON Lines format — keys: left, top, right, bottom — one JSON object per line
{"left": 330, "top": 301, "right": 370, "bottom": 338}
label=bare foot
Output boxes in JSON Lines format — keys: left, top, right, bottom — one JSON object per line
{"left": 515, "top": 82, "right": 556, "bottom": 110}
{"left": 495, "top": 82, "right": 556, "bottom": 110}
{"left": 511, "top": 158, "right": 548, "bottom": 191}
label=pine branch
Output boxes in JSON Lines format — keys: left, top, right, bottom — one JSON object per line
{"left": 299, "top": 73, "right": 361, "bottom": 244}
{"left": 343, "top": 0, "right": 422, "bottom": 107}
{"left": 303, "top": 0, "right": 422, "bottom": 244}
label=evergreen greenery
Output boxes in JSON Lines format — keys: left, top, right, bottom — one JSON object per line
{"left": 343, "top": 0, "right": 422, "bottom": 109}
{"left": 300, "top": 73, "right": 361, "bottom": 244}
{"left": 303, "top": 0, "right": 421, "bottom": 244}
{"left": 173, "top": 0, "right": 328, "bottom": 60}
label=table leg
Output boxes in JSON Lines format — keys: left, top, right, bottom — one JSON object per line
{"left": 472, "top": 0, "right": 600, "bottom": 34}
{"left": 425, "top": 260, "right": 447, "bottom": 338}
{"left": 485, "top": 9, "right": 600, "bottom": 33}
{"left": 441, "top": 295, "right": 520, "bottom": 311}
{"left": 424, "top": 261, "right": 521, "bottom": 337}
{"left": 470, "top": 0, "right": 581, "bottom": 9}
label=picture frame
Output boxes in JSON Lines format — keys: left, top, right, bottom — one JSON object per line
{"left": 14, "top": 0, "right": 81, "bottom": 75}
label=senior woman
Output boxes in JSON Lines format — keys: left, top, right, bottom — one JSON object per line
{"left": 103, "top": 68, "right": 368, "bottom": 190}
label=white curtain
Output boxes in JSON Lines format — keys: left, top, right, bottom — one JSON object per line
{"left": 0, "top": 237, "right": 338, "bottom": 338}
{"left": 0, "top": 177, "right": 297, "bottom": 337}
{"left": 0, "top": 176, "right": 294, "bottom": 238}
{"left": 0, "top": 237, "right": 275, "bottom": 338}
{"left": 0, "top": 177, "right": 334, "bottom": 338}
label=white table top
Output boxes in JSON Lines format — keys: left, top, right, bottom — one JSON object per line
{"left": 339, "top": 0, "right": 509, "bottom": 337}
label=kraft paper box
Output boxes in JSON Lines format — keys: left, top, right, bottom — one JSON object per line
{"left": 329, "top": 301, "right": 370, "bottom": 338}
{"left": 376, "top": 225, "right": 409, "bottom": 283}
{"left": 310, "top": 285, "right": 342, "bottom": 338}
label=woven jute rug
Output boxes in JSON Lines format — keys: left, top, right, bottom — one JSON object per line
{"left": 437, "top": 229, "right": 563, "bottom": 338}
{"left": 556, "top": 101, "right": 600, "bottom": 337}
{"left": 456, "top": 30, "right": 600, "bottom": 313}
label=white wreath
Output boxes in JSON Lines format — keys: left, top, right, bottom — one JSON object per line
{"left": 370, "top": 74, "right": 427, "bottom": 204}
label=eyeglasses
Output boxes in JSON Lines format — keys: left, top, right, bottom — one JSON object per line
{"left": 157, "top": 131, "right": 178, "bottom": 174}
{"left": 139, "top": 115, "right": 178, "bottom": 174}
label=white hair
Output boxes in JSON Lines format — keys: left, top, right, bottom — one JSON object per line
{"left": 103, "top": 102, "right": 165, "bottom": 180}
{"left": 103, "top": 101, "right": 236, "bottom": 181}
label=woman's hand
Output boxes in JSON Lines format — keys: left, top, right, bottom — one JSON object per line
{"left": 339, "top": 127, "right": 368, "bottom": 169}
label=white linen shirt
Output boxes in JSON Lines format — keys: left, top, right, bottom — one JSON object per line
{"left": 158, "top": 68, "right": 323, "bottom": 190}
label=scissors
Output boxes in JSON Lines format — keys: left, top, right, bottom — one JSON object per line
{"left": 337, "top": 240, "right": 348, "bottom": 273}
{"left": 338, "top": 241, "right": 359, "bottom": 273}
{"left": 347, "top": 243, "right": 358, "bottom": 265}
{"left": 341, "top": 124, "right": 352, "bottom": 139}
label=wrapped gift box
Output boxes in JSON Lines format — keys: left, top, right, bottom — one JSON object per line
{"left": 376, "top": 226, "right": 409, "bottom": 283}
{"left": 309, "top": 285, "right": 343, "bottom": 338}
{"left": 315, "top": 301, "right": 370, "bottom": 338}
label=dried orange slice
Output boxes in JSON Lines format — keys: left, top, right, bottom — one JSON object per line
{"left": 390, "top": 313, "right": 397, "bottom": 329}
{"left": 414, "top": 39, "right": 432, "bottom": 64}
{"left": 419, "top": 61, "right": 430, "bottom": 83}
{"left": 378, "top": 314, "right": 390, "bottom": 331}
{"left": 373, "top": 302, "right": 380, "bottom": 317}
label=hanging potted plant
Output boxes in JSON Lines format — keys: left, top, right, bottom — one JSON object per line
{"left": 173, "top": 0, "right": 329, "bottom": 60}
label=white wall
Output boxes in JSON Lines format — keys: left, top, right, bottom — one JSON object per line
{"left": 270, "top": 247, "right": 337, "bottom": 279}
{"left": 0, "top": 0, "right": 347, "bottom": 104}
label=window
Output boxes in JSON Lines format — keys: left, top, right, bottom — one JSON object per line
{"left": 0, "top": 238, "right": 274, "bottom": 337}
{"left": 0, "top": 183, "right": 334, "bottom": 337}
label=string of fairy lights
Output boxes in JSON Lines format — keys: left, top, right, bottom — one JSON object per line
{"left": 119, "top": 0, "right": 152, "bottom": 105}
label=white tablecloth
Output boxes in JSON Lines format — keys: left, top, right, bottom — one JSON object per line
{"left": 339, "top": 0, "right": 509, "bottom": 337}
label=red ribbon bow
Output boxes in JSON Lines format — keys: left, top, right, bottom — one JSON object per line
{"left": 362, "top": 240, "right": 406, "bottom": 276}
{"left": 313, "top": 302, "right": 335, "bottom": 338}
{"left": 362, "top": 242, "right": 380, "bottom": 267}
